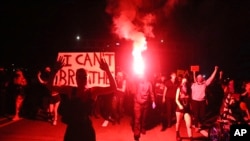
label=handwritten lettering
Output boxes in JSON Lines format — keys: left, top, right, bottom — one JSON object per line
{"left": 54, "top": 52, "right": 115, "bottom": 87}
{"left": 54, "top": 69, "right": 114, "bottom": 86}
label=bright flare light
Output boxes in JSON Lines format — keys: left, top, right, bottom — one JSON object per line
{"left": 106, "top": 0, "right": 155, "bottom": 76}
{"left": 132, "top": 35, "right": 147, "bottom": 76}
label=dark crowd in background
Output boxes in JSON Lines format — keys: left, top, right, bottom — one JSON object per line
{"left": 0, "top": 64, "right": 250, "bottom": 141}
{"left": 0, "top": 65, "right": 247, "bottom": 118}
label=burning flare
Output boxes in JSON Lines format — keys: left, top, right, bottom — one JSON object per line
{"left": 132, "top": 33, "right": 147, "bottom": 75}
{"left": 106, "top": 0, "right": 155, "bottom": 76}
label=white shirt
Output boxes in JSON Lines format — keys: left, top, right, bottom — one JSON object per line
{"left": 191, "top": 82, "right": 207, "bottom": 101}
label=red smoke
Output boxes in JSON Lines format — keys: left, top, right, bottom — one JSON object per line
{"left": 106, "top": 0, "right": 155, "bottom": 75}
{"left": 106, "top": 0, "right": 186, "bottom": 75}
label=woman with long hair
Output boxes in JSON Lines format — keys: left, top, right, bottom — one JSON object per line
{"left": 175, "top": 77, "right": 192, "bottom": 141}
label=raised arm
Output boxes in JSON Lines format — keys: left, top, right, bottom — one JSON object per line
{"left": 205, "top": 66, "right": 219, "bottom": 86}
{"left": 192, "top": 71, "right": 197, "bottom": 83}
{"left": 37, "top": 71, "right": 47, "bottom": 84}
{"left": 91, "top": 58, "right": 117, "bottom": 95}
{"left": 46, "top": 56, "right": 66, "bottom": 93}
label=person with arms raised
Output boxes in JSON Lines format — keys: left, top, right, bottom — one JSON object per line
{"left": 191, "top": 66, "right": 219, "bottom": 131}
{"left": 46, "top": 56, "right": 117, "bottom": 141}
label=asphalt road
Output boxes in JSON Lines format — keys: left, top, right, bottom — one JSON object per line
{"left": 0, "top": 114, "right": 209, "bottom": 141}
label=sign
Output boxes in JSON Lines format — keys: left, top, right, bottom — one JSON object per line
{"left": 177, "top": 69, "right": 185, "bottom": 77}
{"left": 54, "top": 52, "right": 115, "bottom": 87}
{"left": 190, "top": 65, "right": 199, "bottom": 72}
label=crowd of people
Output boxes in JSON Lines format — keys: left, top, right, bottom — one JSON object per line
{"left": 0, "top": 60, "right": 250, "bottom": 141}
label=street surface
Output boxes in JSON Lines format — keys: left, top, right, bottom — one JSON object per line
{"left": 0, "top": 114, "right": 208, "bottom": 141}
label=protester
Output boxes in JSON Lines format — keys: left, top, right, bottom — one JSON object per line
{"left": 46, "top": 57, "right": 117, "bottom": 141}
{"left": 37, "top": 66, "right": 61, "bottom": 125}
{"left": 132, "top": 73, "right": 156, "bottom": 141}
{"left": 12, "top": 69, "right": 28, "bottom": 120}
{"left": 191, "top": 66, "right": 218, "bottom": 131}
{"left": 154, "top": 73, "right": 167, "bottom": 131}
{"left": 162, "top": 72, "right": 179, "bottom": 130}
{"left": 110, "top": 71, "right": 127, "bottom": 124}
{"left": 175, "top": 77, "right": 192, "bottom": 141}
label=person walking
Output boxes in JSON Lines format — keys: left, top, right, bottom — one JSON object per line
{"left": 154, "top": 73, "right": 167, "bottom": 131}
{"left": 162, "top": 72, "right": 179, "bottom": 130}
{"left": 132, "top": 74, "right": 156, "bottom": 141}
{"left": 175, "top": 77, "right": 192, "bottom": 141}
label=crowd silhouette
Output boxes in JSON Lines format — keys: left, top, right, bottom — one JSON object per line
{"left": 0, "top": 59, "right": 250, "bottom": 141}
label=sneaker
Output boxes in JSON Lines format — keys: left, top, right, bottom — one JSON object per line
{"left": 52, "top": 120, "right": 57, "bottom": 125}
{"left": 102, "top": 120, "right": 109, "bottom": 127}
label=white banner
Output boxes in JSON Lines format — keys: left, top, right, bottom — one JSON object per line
{"left": 54, "top": 52, "right": 115, "bottom": 87}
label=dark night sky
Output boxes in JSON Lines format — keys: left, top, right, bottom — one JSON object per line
{"left": 0, "top": 0, "right": 250, "bottom": 80}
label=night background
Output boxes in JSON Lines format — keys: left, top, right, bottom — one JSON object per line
{"left": 0, "top": 0, "right": 250, "bottom": 80}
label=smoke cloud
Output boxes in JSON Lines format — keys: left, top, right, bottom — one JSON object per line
{"left": 105, "top": 0, "right": 187, "bottom": 75}
{"left": 105, "top": 0, "right": 187, "bottom": 42}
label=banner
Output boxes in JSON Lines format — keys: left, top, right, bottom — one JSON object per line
{"left": 54, "top": 52, "right": 115, "bottom": 87}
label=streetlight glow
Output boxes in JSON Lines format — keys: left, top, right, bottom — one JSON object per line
{"left": 76, "top": 35, "right": 80, "bottom": 40}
